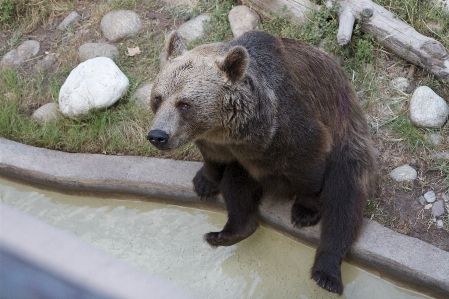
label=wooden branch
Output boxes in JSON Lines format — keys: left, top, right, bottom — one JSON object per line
{"left": 337, "top": 5, "right": 355, "bottom": 45}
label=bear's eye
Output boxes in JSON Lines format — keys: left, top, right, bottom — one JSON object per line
{"left": 152, "top": 96, "right": 162, "bottom": 111}
{"left": 177, "top": 102, "right": 191, "bottom": 110}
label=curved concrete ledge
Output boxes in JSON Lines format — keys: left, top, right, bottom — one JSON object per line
{"left": 1, "top": 137, "right": 448, "bottom": 298}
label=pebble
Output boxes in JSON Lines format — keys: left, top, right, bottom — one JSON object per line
{"left": 177, "top": 14, "right": 210, "bottom": 41}
{"left": 35, "top": 53, "right": 58, "bottom": 70}
{"left": 409, "top": 86, "right": 449, "bottom": 128}
{"left": 32, "top": 103, "right": 60, "bottom": 124}
{"left": 1, "top": 40, "right": 40, "bottom": 68}
{"left": 147, "top": 12, "right": 156, "bottom": 19}
{"left": 58, "top": 11, "right": 81, "bottom": 31}
{"left": 100, "top": 10, "right": 142, "bottom": 42}
{"left": 132, "top": 82, "right": 153, "bottom": 108}
{"left": 424, "top": 204, "right": 432, "bottom": 210}
{"left": 424, "top": 191, "right": 436, "bottom": 203}
{"left": 436, "top": 219, "right": 444, "bottom": 228}
{"left": 390, "top": 77, "right": 409, "bottom": 92}
{"left": 78, "top": 43, "right": 119, "bottom": 61}
{"left": 442, "top": 193, "right": 449, "bottom": 202}
{"left": 59, "top": 57, "right": 129, "bottom": 119}
{"left": 389, "top": 164, "right": 417, "bottom": 182}
{"left": 418, "top": 196, "right": 426, "bottom": 206}
{"left": 425, "top": 133, "right": 443, "bottom": 147}
{"left": 431, "top": 200, "right": 445, "bottom": 217}
{"left": 228, "top": 5, "right": 261, "bottom": 38}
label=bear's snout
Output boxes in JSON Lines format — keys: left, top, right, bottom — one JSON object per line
{"left": 147, "top": 130, "right": 169, "bottom": 149}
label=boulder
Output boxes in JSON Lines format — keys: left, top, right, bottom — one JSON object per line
{"left": 59, "top": 57, "right": 129, "bottom": 119}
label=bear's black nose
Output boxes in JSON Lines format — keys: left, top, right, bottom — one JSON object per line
{"left": 147, "top": 130, "right": 169, "bottom": 147}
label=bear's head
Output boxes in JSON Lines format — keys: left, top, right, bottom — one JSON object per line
{"left": 147, "top": 31, "right": 257, "bottom": 150}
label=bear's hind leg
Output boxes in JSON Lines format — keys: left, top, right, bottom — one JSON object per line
{"left": 311, "top": 144, "right": 372, "bottom": 295}
{"left": 291, "top": 195, "right": 321, "bottom": 227}
{"left": 204, "top": 162, "right": 262, "bottom": 247}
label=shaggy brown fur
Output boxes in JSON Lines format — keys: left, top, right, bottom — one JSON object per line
{"left": 148, "top": 31, "right": 377, "bottom": 295}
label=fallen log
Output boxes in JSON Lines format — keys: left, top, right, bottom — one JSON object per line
{"left": 243, "top": 0, "right": 449, "bottom": 82}
{"left": 328, "top": 0, "right": 449, "bottom": 82}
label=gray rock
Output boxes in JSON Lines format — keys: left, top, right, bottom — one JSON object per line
{"left": 424, "top": 191, "right": 436, "bottom": 203}
{"left": 409, "top": 86, "right": 449, "bottom": 128}
{"left": 100, "top": 10, "right": 142, "bottom": 42}
{"left": 418, "top": 196, "right": 426, "bottom": 206}
{"left": 425, "top": 133, "right": 443, "bottom": 146}
{"left": 177, "top": 14, "right": 210, "bottom": 41}
{"left": 431, "top": 200, "right": 445, "bottom": 217}
{"left": 389, "top": 165, "right": 417, "bottom": 182}
{"left": 78, "top": 43, "right": 119, "bottom": 61}
{"left": 228, "top": 5, "right": 261, "bottom": 38}
{"left": 32, "top": 103, "right": 60, "bottom": 124}
{"left": 59, "top": 57, "right": 129, "bottom": 119}
{"left": 35, "top": 53, "right": 58, "bottom": 70}
{"left": 431, "top": 151, "right": 449, "bottom": 160}
{"left": 58, "top": 11, "right": 81, "bottom": 31}
{"left": 436, "top": 219, "right": 444, "bottom": 228}
{"left": 1, "top": 40, "right": 40, "bottom": 68}
{"left": 434, "top": 0, "right": 449, "bottom": 12}
{"left": 390, "top": 77, "right": 409, "bottom": 92}
{"left": 442, "top": 193, "right": 449, "bottom": 202}
{"left": 132, "top": 82, "right": 153, "bottom": 108}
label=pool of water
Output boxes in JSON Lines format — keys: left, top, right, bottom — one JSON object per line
{"left": 0, "top": 177, "right": 431, "bottom": 299}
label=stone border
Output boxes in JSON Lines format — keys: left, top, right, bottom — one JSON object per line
{"left": 0, "top": 138, "right": 448, "bottom": 298}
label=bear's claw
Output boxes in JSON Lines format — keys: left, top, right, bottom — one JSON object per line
{"left": 311, "top": 270, "right": 343, "bottom": 295}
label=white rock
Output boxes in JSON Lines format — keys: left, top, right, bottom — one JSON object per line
{"left": 58, "top": 11, "right": 81, "bottom": 30}
{"left": 78, "top": 43, "right": 119, "bottom": 61}
{"left": 390, "top": 77, "right": 409, "bottom": 92}
{"left": 409, "top": 86, "right": 449, "bottom": 128}
{"left": 101, "top": 10, "right": 142, "bottom": 42}
{"left": 390, "top": 164, "right": 417, "bottom": 182}
{"left": 177, "top": 14, "right": 210, "bottom": 41}
{"left": 132, "top": 82, "right": 153, "bottom": 108}
{"left": 1, "top": 40, "right": 40, "bottom": 67}
{"left": 59, "top": 57, "right": 129, "bottom": 119}
{"left": 436, "top": 219, "right": 444, "bottom": 228}
{"left": 228, "top": 5, "right": 261, "bottom": 38}
{"left": 424, "top": 191, "right": 436, "bottom": 203}
{"left": 32, "top": 103, "right": 60, "bottom": 124}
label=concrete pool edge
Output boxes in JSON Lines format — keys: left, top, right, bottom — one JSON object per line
{"left": 0, "top": 137, "right": 448, "bottom": 298}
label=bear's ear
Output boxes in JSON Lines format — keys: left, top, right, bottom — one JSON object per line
{"left": 219, "top": 46, "right": 248, "bottom": 83}
{"left": 165, "top": 31, "right": 187, "bottom": 61}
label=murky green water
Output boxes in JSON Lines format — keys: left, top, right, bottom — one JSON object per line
{"left": 0, "top": 177, "right": 431, "bottom": 299}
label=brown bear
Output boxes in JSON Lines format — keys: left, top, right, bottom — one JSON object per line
{"left": 147, "top": 30, "right": 377, "bottom": 295}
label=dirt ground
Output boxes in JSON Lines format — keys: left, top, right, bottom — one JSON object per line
{"left": 1, "top": 0, "right": 448, "bottom": 251}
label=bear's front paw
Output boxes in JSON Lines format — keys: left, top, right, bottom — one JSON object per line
{"left": 311, "top": 270, "right": 343, "bottom": 295}
{"left": 204, "top": 231, "right": 242, "bottom": 247}
{"left": 193, "top": 169, "right": 220, "bottom": 200}
{"left": 291, "top": 203, "right": 321, "bottom": 227}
